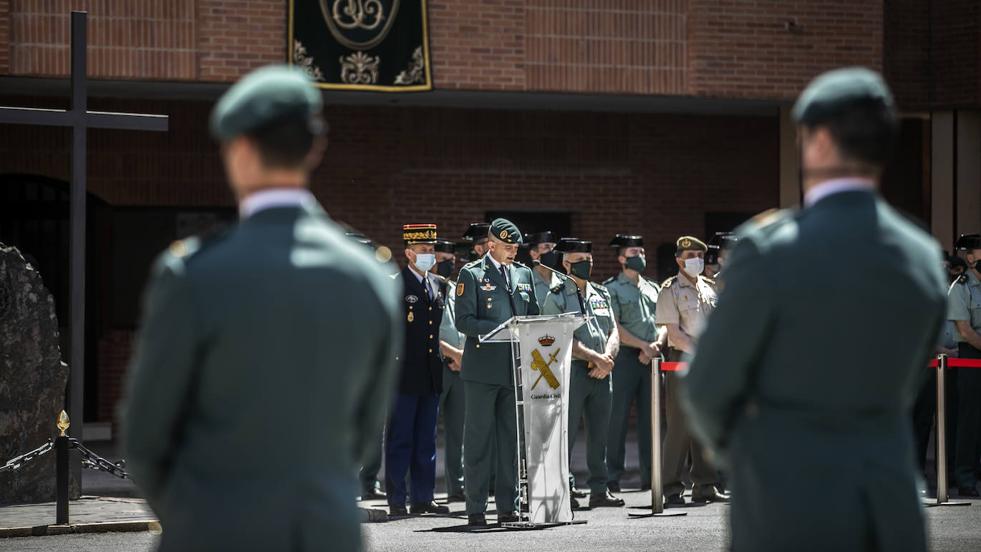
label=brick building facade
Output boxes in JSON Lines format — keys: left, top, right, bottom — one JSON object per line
{"left": 0, "top": 0, "right": 979, "bottom": 426}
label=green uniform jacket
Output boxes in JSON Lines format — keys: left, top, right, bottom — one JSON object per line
{"left": 605, "top": 272, "right": 661, "bottom": 343}
{"left": 455, "top": 256, "right": 539, "bottom": 387}
{"left": 948, "top": 271, "right": 981, "bottom": 339}
{"left": 122, "top": 201, "right": 402, "bottom": 552}
{"left": 542, "top": 279, "right": 616, "bottom": 358}
{"left": 683, "top": 191, "right": 947, "bottom": 551}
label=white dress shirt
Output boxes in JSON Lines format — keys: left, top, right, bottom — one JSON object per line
{"left": 803, "top": 177, "right": 875, "bottom": 208}
{"left": 239, "top": 188, "right": 315, "bottom": 219}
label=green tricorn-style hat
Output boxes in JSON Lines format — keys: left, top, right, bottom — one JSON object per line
{"left": 956, "top": 233, "right": 981, "bottom": 251}
{"left": 523, "top": 231, "right": 556, "bottom": 247}
{"left": 610, "top": 234, "right": 643, "bottom": 248}
{"left": 676, "top": 236, "right": 707, "bottom": 253}
{"left": 210, "top": 65, "right": 323, "bottom": 141}
{"left": 434, "top": 239, "right": 457, "bottom": 254}
{"left": 489, "top": 218, "right": 522, "bottom": 245}
{"left": 555, "top": 238, "right": 592, "bottom": 254}
{"left": 462, "top": 222, "right": 491, "bottom": 242}
{"left": 791, "top": 67, "right": 894, "bottom": 125}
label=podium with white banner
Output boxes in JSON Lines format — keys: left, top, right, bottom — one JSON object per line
{"left": 481, "top": 313, "right": 586, "bottom": 528}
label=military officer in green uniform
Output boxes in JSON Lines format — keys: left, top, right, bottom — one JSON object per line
{"left": 950, "top": 234, "right": 981, "bottom": 497}
{"left": 684, "top": 68, "right": 946, "bottom": 551}
{"left": 603, "top": 234, "right": 666, "bottom": 493}
{"left": 655, "top": 235, "right": 727, "bottom": 506}
{"left": 435, "top": 238, "right": 467, "bottom": 502}
{"left": 524, "top": 230, "right": 561, "bottom": 309}
{"left": 123, "top": 65, "right": 401, "bottom": 552}
{"left": 542, "top": 238, "right": 625, "bottom": 508}
{"left": 455, "top": 218, "right": 540, "bottom": 526}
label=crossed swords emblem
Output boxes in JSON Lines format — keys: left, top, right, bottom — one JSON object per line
{"left": 530, "top": 348, "right": 561, "bottom": 390}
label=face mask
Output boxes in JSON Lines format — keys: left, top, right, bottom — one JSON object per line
{"left": 539, "top": 250, "right": 559, "bottom": 269}
{"left": 435, "top": 259, "right": 454, "bottom": 278}
{"left": 570, "top": 260, "right": 592, "bottom": 281}
{"left": 625, "top": 255, "right": 646, "bottom": 273}
{"left": 414, "top": 253, "right": 436, "bottom": 273}
{"left": 683, "top": 257, "right": 704, "bottom": 278}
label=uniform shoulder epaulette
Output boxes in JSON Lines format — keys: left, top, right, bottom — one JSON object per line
{"left": 462, "top": 259, "right": 482, "bottom": 270}
{"left": 661, "top": 275, "right": 676, "bottom": 288}
{"left": 166, "top": 227, "right": 229, "bottom": 262}
{"left": 702, "top": 276, "right": 716, "bottom": 285}
{"left": 957, "top": 274, "right": 968, "bottom": 285}
{"left": 549, "top": 283, "right": 565, "bottom": 294}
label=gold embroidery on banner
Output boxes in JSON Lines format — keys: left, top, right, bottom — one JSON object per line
{"left": 292, "top": 40, "right": 324, "bottom": 81}
{"left": 320, "top": 0, "right": 401, "bottom": 51}
{"left": 340, "top": 51, "right": 380, "bottom": 85}
{"left": 530, "top": 348, "right": 562, "bottom": 390}
{"left": 395, "top": 46, "right": 425, "bottom": 85}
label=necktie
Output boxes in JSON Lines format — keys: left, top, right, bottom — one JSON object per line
{"left": 499, "top": 265, "right": 511, "bottom": 292}
{"left": 424, "top": 278, "right": 434, "bottom": 301}
{"left": 499, "top": 264, "right": 518, "bottom": 314}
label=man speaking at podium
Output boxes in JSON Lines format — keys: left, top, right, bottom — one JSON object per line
{"left": 455, "top": 218, "right": 540, "bottom": 527}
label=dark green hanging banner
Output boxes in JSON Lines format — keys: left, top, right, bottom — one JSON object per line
{"left": 289, "top": 0, "right": 432, "bottom": 92}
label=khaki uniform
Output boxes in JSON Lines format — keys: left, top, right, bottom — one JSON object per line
{"left": 654, "top": 272, "right": 720, "bottom": 497}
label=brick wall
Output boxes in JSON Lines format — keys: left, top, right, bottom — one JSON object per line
{"left": 0, "top": 97, "right": 779, "bottom": 422}
{"left": 2, "top": 0, "right": 952, "bottom": 104}
{"left": 883, "top": 0, "right": 931, "bottom": 111}
{"left": 931, "top": 0, "right": 981, "bottom": 108}
{"left": 688, "top": 0, "right": 883, "bottom": 100}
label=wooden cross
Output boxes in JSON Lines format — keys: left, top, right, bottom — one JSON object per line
{"left": 0, "top": 12, "right": 168, "bottom": 460}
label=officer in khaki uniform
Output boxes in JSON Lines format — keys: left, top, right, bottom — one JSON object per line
{"left": 436, "top": 238, "right": 467, "bottom": 502}
{"left": 123, "top": 66, "right": 401, "bottom": 552}
{"left": 542, "top": 238, "right": 624, "bottom": 508}
{"left": 655, "top": 236, "right": 727, "bottom": 505}
{"left": 455, "top": 218, "right": 540, "bottom": 526}
{"left": 950, "top": 234, "right": 981, "bottom": 496}
{"left": 603, "top": 234, "right": 666, "bottom": 492}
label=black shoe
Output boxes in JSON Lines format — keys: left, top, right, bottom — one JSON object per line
{"left": 589, "top": 490, "right": 625, "bottom": 508}
{"left": 410, "top": 501, "right": 450, "bottom": 514}
{"left": 498, "top": 512, "right": 519, "bottom": 524}
{"left": 665, "top": 494, "right": 686, "bottom": 507}
{"left": 388, "top": 504, "right": 408, "bottom": 517}
{"left": 691, "top": 486, "right": 730, "bottom": 503}
{"left": 360, "top": 482, "right": 386, "bottom": 500}
{"left": 958, "top": 486, "right": 980, "bottom": 498}
{"left": 468, "top": 513, "right": 487, "bottom": 527}
{"left": 447, "top": 492, "right": 466, "bottom": 503}
{"left": 571, "top": 487, "right": 588, "bottom": 499}
{"left": 570, "top": 496, "right": 582, "bottom": 510}
{"left": 607, "top": 481, "right": 621, "bottom": 493}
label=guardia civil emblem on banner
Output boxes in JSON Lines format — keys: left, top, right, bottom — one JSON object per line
{"left": 288, "top": 0, "right": 433, "bottom": 91}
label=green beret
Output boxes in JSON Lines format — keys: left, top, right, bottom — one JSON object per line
{"left": 792, "top": 67, "right": 894, "bottom": 125}
{"left": 676, "top": 236, "right": 707, "bottom": 253}
{"left": 490, "top": 218, "right": 522, "bottom": 245}
{"left": 210, "top": 65, "right": 323, "bottom": 141}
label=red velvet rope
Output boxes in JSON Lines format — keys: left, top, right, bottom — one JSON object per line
{"left": 658, "top": 357, "right": 981, "bottom": 372}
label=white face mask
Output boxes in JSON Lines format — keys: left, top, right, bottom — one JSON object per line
{"left": 683, "top": 257, "right": 704, "bottom": 278}
{"left": 414, "top": 253, "right": 436, "bottom": 273}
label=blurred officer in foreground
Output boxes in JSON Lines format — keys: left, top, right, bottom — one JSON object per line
{"left": 123, "top": 65, "right": 401, "bottom": 552}
{"left": 950, "top": 234, "right": 981, "bottom": 497}
{"left": 684, "top": 68, "right": 947, "bottom": 551}
{"left": 455, "top": 218, "right": 540, "bottom": 526}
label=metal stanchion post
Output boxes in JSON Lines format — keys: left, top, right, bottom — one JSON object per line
{"left": 929, "top": 355, "right": 970, "bottom": 508}
{"left": 629, "top": 356, "right": 686, "bottom": 518}
{"left": 56, "top": 410, "right": 70, "bottom": 525}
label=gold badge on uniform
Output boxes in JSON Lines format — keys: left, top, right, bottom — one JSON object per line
{"left": 499, "top": 230, "right": 508, "bottom": 239}
{"left": 680, "top": 238, "right": 691, "bottom": 249}
{"left": 407, "top": 311, "right": 415, "bottom": 323}
{"left": 456, "top": 282, "right": 465, "bottom": 296}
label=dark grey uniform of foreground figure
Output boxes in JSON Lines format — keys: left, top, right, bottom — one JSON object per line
{"left": 684, "top": 68, "right": 947, "bottom": 551}
{"left": 123, "top": 65, "right": 401, "bottom": 552}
